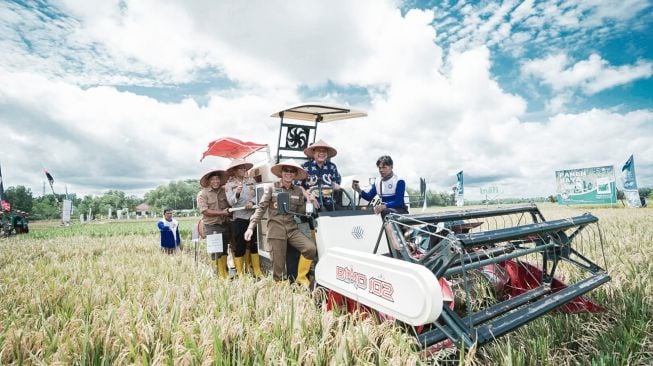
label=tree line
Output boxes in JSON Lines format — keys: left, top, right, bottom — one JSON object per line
{"left": 3, "top": 180, "right": 200, "bottom": 220}
{"left": 4, "top": 182, "right": 651, "bottom": 220}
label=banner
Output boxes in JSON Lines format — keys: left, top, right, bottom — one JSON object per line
{"left": 455, "top": 170, "right": 464, "bottom": 206}
{"left": 621, "top": 155, "right": 641, "bottom": 208}
{"left": 555, "top": 166, "right": 617, "bottom": 205}
{"left": 206, "top": 233, "right": 224, "bottom": 254}
{"left": 480, "top": 186, "right": 501, "bottom": 202}
{"left": 62, "top": 199, "right": 72, "bottom": 223}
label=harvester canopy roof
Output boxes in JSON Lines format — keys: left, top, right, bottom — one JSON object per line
{"left": 270, "top": 103, "right": 367, "bottom": 123}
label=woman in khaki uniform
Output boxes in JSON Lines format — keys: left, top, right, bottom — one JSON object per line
{"left": 225, "top": 159, "right": 264, "bottom": 278}
{"left": 197, "top": 168, "right": 231, "bottom": 279}
{"left": 244, "top": 160, "right": 317, "bottom": 287}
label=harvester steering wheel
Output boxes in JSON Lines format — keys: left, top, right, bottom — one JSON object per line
{"left": 308, "top": 186, "right": 354, "bottom": 211}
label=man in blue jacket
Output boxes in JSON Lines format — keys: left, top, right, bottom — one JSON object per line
{"left": 157, "top": 208, "right": 181, "bottom": 253}
{"left": 353, "top": 155, "right": 408, "bottom": 220}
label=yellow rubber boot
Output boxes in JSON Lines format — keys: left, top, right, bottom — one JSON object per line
{"left": 217, "top": 256, "right": 229, "bottom": 279}
{"left": 244, "top": 249, "right": 252, "bottom": 273}
{"left": 250, "top": 253, "right": 264, "bottom": 278}
{"left": 234, "top": 256, "right": 244, "bottom": 278}
{"left": 296, "top": 255, "right": 313, "bottom": 288}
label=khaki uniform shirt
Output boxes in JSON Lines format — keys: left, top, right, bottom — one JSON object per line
{"left": 225, "top": 176, "right": 257, "bottom": 220}
{"left": 248, "top": 182, "right": 307, "bottom": 240}
{"left": 197, "top": 186, "right": 230, "bottom": 225}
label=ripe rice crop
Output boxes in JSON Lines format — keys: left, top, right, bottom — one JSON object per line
{"left": 1, "top": 204, "right": 651, "bottom": 365}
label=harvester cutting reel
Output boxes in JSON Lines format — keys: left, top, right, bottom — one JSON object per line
{"left": 315, "top": 204, "right": 610, "bottom": 351}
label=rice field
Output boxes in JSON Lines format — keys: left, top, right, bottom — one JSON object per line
{"left": 1, "top": 204, "right": 651, "bottom": 365}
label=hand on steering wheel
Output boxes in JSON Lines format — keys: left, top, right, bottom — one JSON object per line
{"left": 308, "top": 185, "right": 354, "bottom": 211}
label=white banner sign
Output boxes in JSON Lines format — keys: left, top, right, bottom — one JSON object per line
{"left": 62, "top": 199, "right": 72, "bottom": 223}
{"left": 206, "top": 233, "right": 223, "bottom": 254}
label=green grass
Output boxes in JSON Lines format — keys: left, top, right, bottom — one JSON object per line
{"left": 1, "top": 205, "right": 651, "bottom": 365}
{"left": 25, "top": 216, "right": 199, "bottom": 239}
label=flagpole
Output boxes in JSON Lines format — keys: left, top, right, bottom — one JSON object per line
{"left": 44, "top": 169, "right": 63, "bottom": 224}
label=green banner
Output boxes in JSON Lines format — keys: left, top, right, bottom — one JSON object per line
{"left": 555, "top": 165, "right": 617, "bottom": 205}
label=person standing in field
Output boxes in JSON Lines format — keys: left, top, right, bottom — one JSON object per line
{"left": 157, "top": 208, "right": 180, "bottom": 254}
{"left": 300, "top": 139, "right": 342, "bottom": 211}
{"left": 244, "top": 160, "right": 317, "bottom": 287}
{"left": 197, "top": 168, "right": 232, "bottom": 279}
{"left": 225, "top": 159, "right": 264, "bottom": 278}
{"left": 353, "top": 155, "right": 408, "bottom": 220}
{"left": 285, "top": 139, "right": 340, "bottom": 283}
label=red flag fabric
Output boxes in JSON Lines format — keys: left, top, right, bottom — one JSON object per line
{"left": 1, "top": 200, "right": 10, "bottom": 212}
{"left": 200, "top": 137, "right": 267, "bottom": 161}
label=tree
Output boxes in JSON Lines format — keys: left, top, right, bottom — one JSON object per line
{"left": 145, "top": 179, "right": 199, "bottom": 211}
{"left": 422, "top": 190, "right": 455, "bottom": 207}
{"left": 4, "top": 186, "right": 33, "bottom": 212}
{"left": 77, "top": 195, "right": 97, "bottom": 219}
{"left": 31, "top": 194, "right": 65, "bottom": 220}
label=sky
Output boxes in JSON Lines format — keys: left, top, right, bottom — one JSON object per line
{"left": 1, "top": 0, "right": 652, "bottom": 201}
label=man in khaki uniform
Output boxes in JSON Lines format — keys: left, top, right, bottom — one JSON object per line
{"left": 244, "top": 160, "right": 317, "bottom": 287}
{"left": 197, "top": 168, "right": 231, "bottom": 279}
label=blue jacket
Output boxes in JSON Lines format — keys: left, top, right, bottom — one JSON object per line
{"left": 157, "top": 219, "right": 180, "bottom": 248}
{"left": 360, "top": 174, "right": 407, "bottom": 209}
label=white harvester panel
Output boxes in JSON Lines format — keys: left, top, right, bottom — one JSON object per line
{"left": 315, "top": 247, "right": 444, "bottom": 326}
{"left": 315, "top": 213, "right": 389, "bottom": 256}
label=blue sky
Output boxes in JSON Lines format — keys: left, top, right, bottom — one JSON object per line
{"left": 1, "top": 0, "right": 651, "bottom": 200}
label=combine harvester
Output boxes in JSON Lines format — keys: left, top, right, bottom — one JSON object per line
{"left": 202, "top": 104, "right": 610, "bottom": 351}
{"left": 315, "top": 204, "right": 610, "bottom": 351}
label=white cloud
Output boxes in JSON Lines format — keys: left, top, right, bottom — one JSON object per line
{"left": 0, "top": 0, "right": 651, "bottom": 201}
{"left": 510, "top": 0, "right": 534, "bottom": 24}
{"left": 522, "top": 53, "right": 653, "bottom": 95}
{"left": 435, "top": 0, "right": 651, "bottom": 55}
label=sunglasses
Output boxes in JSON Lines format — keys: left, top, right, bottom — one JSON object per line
{"left": 282, "top": 167, "right": 297, "bottom": 173}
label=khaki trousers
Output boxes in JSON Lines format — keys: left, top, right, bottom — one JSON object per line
{"left": 269, "top": 229, "right": 316, "bottom": 281}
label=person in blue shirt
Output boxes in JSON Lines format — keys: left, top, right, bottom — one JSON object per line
{"left": 353, "top": 155, "right": 408, "bottom": 220}
{"left": 300, "top": 139, "right": 342, "bottom": 211}
{"left": 157, "top": 208, "right": 181, "bottom": 253}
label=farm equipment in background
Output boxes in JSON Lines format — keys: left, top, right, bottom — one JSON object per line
{"left": 0, "top": 208, "right": 29, "bottom": 237}
{"left": 315, "top": 204, "right": 610, "bottom": 351}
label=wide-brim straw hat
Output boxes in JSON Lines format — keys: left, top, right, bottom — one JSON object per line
{"left": 225, "top": 159, "right": 254, "bottom": 175}
{"left": 304, "top": 139, "right": 337, "bottom": 159}
{"left": 270, "top": 160, "right": 308, "bottom": 180}
{"left": 200, "top": 169, "right": 227, "bottom": 188}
